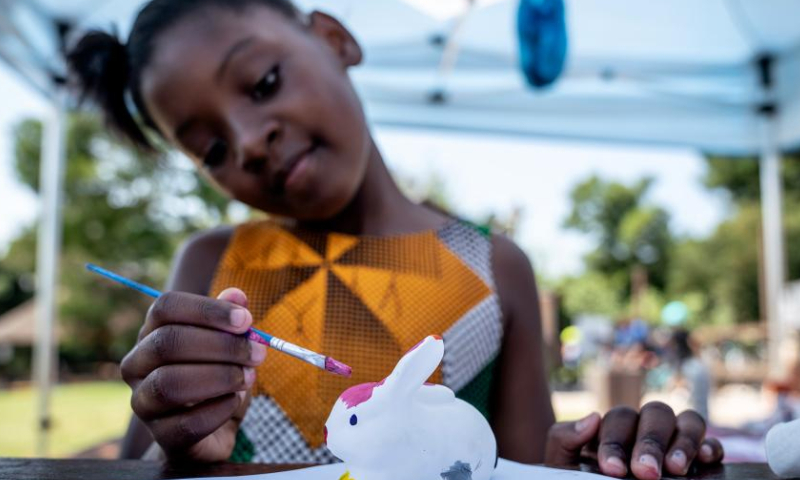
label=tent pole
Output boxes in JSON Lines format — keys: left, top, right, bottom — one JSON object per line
{"left": 760, "top": 113, "right": 786, "bottom": 378}
{"left": 755, "top": 54, "right": 786, "bottom": 378}
{"left": 32, "top": 91, "right": 66, "bottom": 457}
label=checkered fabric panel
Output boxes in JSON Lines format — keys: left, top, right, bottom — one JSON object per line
{"left": 438, "top": 221, "right": 496, "bottom": 289}
{"left": 240, "top": 396, "right": 338, "bottom": 464}
{"left": 441, "top": 294, "right": 504, "bottom": 393}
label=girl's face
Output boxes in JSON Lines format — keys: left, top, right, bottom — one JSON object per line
{"left": 140, "top": 7, "right": 371, "bottom": 220}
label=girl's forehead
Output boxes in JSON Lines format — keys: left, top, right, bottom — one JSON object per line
{"left": 149, "top": 6, "right": 296, "bottom": 68}
{"left": 140, "top": 7, "right": 304, "bottom": 135}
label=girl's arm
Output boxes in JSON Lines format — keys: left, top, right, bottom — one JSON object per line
{"left": 490, "top": 234, "right": 556, "bottom": 463}
{"left": 119, "top": 226, "right": 234, "bottom": 459}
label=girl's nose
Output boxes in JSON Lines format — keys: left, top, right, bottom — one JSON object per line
{"left": 236, "top": 119, "right": 280, "bottom": 174}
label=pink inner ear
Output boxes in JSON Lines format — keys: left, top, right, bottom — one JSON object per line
{"left": 340, "top": 378, "right": 386, "bottom": 409}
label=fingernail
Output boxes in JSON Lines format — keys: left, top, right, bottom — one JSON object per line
{"left": 639, "top": 454, "right": 660, "bottom": 476}
{"left": 236, "top": 390, "right": 246, "bottom": 403}
{"left": 575, "top": 414, "right": 594, "bottom": 432}
{"left": 250, "top": 342, "right": 267, "bottom": 363}
{"left": 671, "top": 449, "right": 687, "bottom": 473}
{"left": 701, "top": 444, "right": 713, "bottom": 460}
{"left": 606, "top": 456, "right": 627, "bottom": 476}
{"left": 243, "top": 367, "right": 256, "bottom": 386}
{"left": 230, "top": 309, "right": 248, "bottom": 328}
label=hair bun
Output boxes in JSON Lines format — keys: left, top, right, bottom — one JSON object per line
{"left": 67, "top": 30, "right": 152, "bottom": 150}
{"left": 68, "top": 31, "right": 128, "bottom": 105}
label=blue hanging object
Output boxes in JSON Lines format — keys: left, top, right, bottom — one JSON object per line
{"left": 517, "top": 0, "right": 568, "bottom": 88}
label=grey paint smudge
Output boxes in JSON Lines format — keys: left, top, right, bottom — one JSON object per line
{"left": 440, "top": 461, "right": 473, "bottom": 480}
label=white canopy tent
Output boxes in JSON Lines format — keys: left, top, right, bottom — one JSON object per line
{"left": 1, "top": 0, "right": 798, "bottom": 455}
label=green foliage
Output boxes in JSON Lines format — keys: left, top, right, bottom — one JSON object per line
{"left": 1, "top": 113, "right": 234, "bottom": 365}
{"left": 668, "top": 198, "right": 800, "bottom": 324}
{"left": 559, "top": 151, "right": 800, "bottom": 327}
{"left": 669, "top": 204, "right": 760, "bottom": 324}
{"left": 561, "top": 272, "right": 625, "bottom": 319}
{"left": 0, "top": 265, "right": 32, "bottom": 316}
{"left": 668, "top": 152, "right": 800, "bottom": 324}
{"left": 563, "top": 175, "right": 672, "bottom": 291}
{"left": 631, "top": 286, "right": 666, "bottom": 325}
{"left": 704, "top": 153, "right": 800, "bottom": 204}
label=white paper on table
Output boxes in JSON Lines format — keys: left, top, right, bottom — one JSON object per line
{"left": 173, "top": 459, "right": 613, "bottom": 480}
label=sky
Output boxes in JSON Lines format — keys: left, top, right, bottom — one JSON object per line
{"left": 0, "top": 63, "right": 730, "bottom": 279}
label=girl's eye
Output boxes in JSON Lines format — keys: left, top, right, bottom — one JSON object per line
{"left": 203, "top": 140, "right": 228, "bottom": 169}
{"left": 251, "top": 65, "right": 281, "bottom": 102}
{"left": 349, "top": 414, "right": 358, "bottom": 426}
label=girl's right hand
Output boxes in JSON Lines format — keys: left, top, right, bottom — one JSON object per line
{"left": 120, "top": 288, "right": 267, "bottom": 461}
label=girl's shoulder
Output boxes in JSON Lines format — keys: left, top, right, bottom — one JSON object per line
{"left": 168, "top": 225, "right": 236, "bottom": 295}
{"left": 490, "top": 233, "right": 539, "bottom": 330}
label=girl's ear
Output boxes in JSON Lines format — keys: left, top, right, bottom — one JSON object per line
{"left": 308, "top": 11, "right": 363, "bottom": 68}
{"left": 384, "top": 336, "right": 444, "bottom": 399}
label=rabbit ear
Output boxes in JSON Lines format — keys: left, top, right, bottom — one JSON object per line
{"left": 384, "top": 335, "right": 444, "bottom": 399}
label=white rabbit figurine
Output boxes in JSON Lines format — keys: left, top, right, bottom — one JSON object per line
{"left": 325, "top": 335, "right": 498, "bottom": 480}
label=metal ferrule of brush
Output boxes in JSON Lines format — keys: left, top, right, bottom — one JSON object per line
{"left": 269, "top": 337, "right": 326, "bottom": 369}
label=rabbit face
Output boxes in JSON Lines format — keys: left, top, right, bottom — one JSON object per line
{"left": 325, "top": 379, "right": 408, "bottom": 468}
{"left": 325, "top": 336, "right": 445, "bottom": 468}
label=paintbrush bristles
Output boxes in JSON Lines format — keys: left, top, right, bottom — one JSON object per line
{"left": 325, "top": 357, "right": 353, "bottom": 377}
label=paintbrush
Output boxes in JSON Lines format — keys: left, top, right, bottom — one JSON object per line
{"left": 85, "top": 263, "right": 352, "bottom": 377}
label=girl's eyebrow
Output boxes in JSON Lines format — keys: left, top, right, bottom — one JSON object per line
{"left": 215, "top": 36, "right": 256, "bottom": 83}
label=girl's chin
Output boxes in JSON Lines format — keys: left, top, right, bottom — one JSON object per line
{"left": 251, "top": 196, "right": 350, "bottom": 222}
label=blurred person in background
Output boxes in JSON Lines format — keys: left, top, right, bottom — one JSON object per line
{"left": 670, "top": 328, "right": 711, "bottom": 421}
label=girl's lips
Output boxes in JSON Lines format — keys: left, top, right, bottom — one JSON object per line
{"left": 284, "top": 146, "right": 315, "bottom": 192}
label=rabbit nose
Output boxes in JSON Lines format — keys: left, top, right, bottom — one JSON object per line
{"left": 324, "top": 425, "right": 328, "bottom": 444}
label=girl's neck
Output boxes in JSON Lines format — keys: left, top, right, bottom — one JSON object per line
{"left": 298, "top": 140, "right": 449, "bottom": 236}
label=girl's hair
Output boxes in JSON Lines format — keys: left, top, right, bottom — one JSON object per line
{"left": 67, "top": 0, "right": 302, "bottom": 152}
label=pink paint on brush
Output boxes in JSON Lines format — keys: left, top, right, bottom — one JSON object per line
{"left": 341, "top": 378, "right": 386, "bottom": 409}
{"left": 245, "top": 330, "right": 270, "bottom": 346}
{"left": 325, "top": 356, "right": 353, "bottom": 377}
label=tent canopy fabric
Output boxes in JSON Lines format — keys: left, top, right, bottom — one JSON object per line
{"left": 2, "top": 0, "right": 799, "bottom": 154}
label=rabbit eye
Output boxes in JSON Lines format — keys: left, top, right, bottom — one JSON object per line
{"left": 349, "top": 414, "right": 358, "bottom": 426}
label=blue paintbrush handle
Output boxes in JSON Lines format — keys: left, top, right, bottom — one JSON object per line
{"left": 84, "top": 263, "right": 351, "bottom": 377}
{"left": 86, "top": 264, "right": 162, "bottom": 298}
{"left": 85, "top": 263, "right": 275, "bottom": 342}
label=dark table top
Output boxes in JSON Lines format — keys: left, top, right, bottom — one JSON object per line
{"left": 0, "top": 458, "right": 786, "bottom": 480}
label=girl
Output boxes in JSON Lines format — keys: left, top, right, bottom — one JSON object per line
{"left": 68, "top": 1, "right": 723, "bottom": 478}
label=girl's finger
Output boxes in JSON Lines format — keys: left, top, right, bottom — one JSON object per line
{"left": 140, "top": 291, "right": 252, "bottom": 340}
{"left": 698, "top": 437, "right": 724, "bottom": 464}
{"left": 148, "top": 392, "right": 244, "bottom": 455}
{"left": 544, "top": 412, "right": 601, "bottom": 467}
{"left": 597, "top": 406, "right": 639, "bottom": 478}
{"left": 217, "top": 287, "right": 248, "bottom": 308}
{"left": 630, "top": 401, "right": 676, "bottom": 480}
{"left": 122, "top": 324, "right": 267, "bottom": 380}
{"left": 131, "top": 363, "right": 255, "bottom": 420}
{"left": 665, "top": 410, "right": 706, "bottom": 476}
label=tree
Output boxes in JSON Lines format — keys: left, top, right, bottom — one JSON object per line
{"left": 703, "top": 153, "right": 800, "bottom": 204}
{"left": 563, "top": 175, "right": 673, "bottom": 292}
{"left": 560, "top": 272, "right": 624, "bottom": 319}
{"left": 1, "top": 113, "right": 233, "bottom": 365}
{"left": 664, "top": 153, "right": 800, "bottom": 325}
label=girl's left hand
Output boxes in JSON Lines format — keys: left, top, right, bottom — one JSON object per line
{"left": 545, "top": 402, "right": 724, "bottom": 480}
